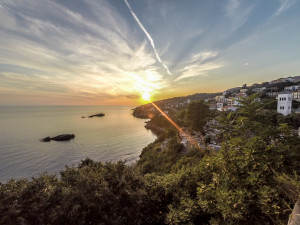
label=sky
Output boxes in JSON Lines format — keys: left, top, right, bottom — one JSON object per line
{"left": 0, "top": 0, "right": 300, "bottom": 105}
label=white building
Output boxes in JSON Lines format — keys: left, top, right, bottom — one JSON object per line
{"left": 217, "top": 102, "right": 223, "bottom": 111}
{"left": 286, "top": 77, "right": 295, "bottom": 82}
{"left": 253, "top": 87, "right": 266, "bottom": 92}
{"left": 234, "top": 100, "right": 242, "bottom": 106}
{"left": 225, "top": 97, "right": 234, "bottom": 106}
{"left": 293, "top": 91, "right": 300, "bottom": 101}
{"left": 277, "top": 93, "right": 292, "bottom": 116}
{"left": 284, "top": 85, "right": 300, "bottom": 91}
{"left": 215, "top": 95, "right": 225, "bottom": 102}
{"left": 234, "top": 96, "right": 245, "bottom": 106}
{"left": 266, "top": 92, "right": 278, "bottom": 97}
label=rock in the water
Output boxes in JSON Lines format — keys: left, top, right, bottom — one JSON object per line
{"left": 88, "top": 113, "right": 105, "bottom": 118}
{"left": 42, "top": 136, "right": 51, "bottom": 142}
{"left": 41, "top": 134, "right": 75, "bottom": 142}
{"left": 52, "top": 134, "right": 75, "bottom": 141}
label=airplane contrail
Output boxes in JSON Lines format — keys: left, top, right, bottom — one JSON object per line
{"left": 124, "top": 0, "right": 172, "bottom": 75}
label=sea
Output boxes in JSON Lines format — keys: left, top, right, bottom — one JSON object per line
{"left": 0, "top": 105, "right": 156, "bottom": 183}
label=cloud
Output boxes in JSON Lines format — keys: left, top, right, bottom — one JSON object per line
{"left": 172, "top": 50, "right": 223, "bottom": 82}
{"left": 274, "top": 0, "right": 297, "bottom": 16}
{"left": 124, "top": 0, "right": 172, "bottom": 75}
{"left": 175, "top": 62, "right": 223, "bottom": 82}
{"left": 124, "top": 94, "right": 139, "bottom": 99}
{"left": 0, "top": 72, "right": 70, "bottom": 94}
{"left": 183, "top": 28, "right": 207, "bottom": 39}
{"left": 0, "top": 0, "right": 169, "bottom": 103}
{"left": 225, "top": 0, "right": 240, "bottom": 17}
{"left": 224, "top": 0, "right": 253, "bottom": 31}
{"left": 189, "top": 51, "right": 219, "bottom": 63}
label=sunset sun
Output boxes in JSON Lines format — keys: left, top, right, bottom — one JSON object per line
{"left": 142, "top": 91, "right": 151, "bottom": 101}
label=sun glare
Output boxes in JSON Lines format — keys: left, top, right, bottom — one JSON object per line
{"left": 142, "top": 92, "right": 151, "bottom": 101}
{"left": 134, "top": 75, "right": 158, "bottom": 103}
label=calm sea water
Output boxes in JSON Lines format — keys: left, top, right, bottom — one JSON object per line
{"left": 0, "top": 105, "right": 155, "bottom": 183}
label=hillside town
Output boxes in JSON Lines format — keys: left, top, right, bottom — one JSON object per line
{"left": 134, "top": 76, "right": 300, "bottom": 117}
{"left": 210, "top": 75, "right": 300, "bottom": 115}
{"left": 133, "top": 75, "right": 300, "bottom": 152}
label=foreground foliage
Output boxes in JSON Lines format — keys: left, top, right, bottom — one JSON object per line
{"left": 0, "top": 161, "right": 169, "bottom": 225}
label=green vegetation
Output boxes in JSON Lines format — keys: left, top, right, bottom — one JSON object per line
{"left": 1, "top": 95, "right": 299, "bottom": 225}
{"left": 0, "top": 161, "right": 168, "bottom": 225}
{"left": 136, "top": 138, "right": 206, "bottom": 175}
{"left": 185, "top": 100, "right": 209, "bottom": 133}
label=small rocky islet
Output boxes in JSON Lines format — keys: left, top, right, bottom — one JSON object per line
{"left": 88, "top": 113, "right": 105, "bottom": 118}
{"left": 82, "top": 113, "right": 105, "bottom": 118}
{"left": 41, "top": 134, "right": 75, "bottom": 142}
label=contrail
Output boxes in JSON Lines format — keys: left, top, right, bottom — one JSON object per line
{"left": 124, "top": 0, "right": 172, "bottom": 75}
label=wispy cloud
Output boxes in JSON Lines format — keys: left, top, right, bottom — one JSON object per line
{"left": 174, "top": 50, "right": 223, "bottom": 82}
{"left": 225, "top": 0, "right": 240, "bottom": 17}
{"left": 224, "top": 0, "right": 253, "bottom": 31}
{"left": 175, "top": 63, "right": 223, "bottom": 82}
{"left": 124, "top": 0, "right": 172, "bottom": 75}
{"left": 189, "top": 51, "right": 219, "bottom": 64}
{"left": 274, "top": 0, "right": 297, "bottom": 16}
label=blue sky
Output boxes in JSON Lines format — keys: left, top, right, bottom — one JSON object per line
{"left": 0, "top": 0, "right": 299, "bottom": 105}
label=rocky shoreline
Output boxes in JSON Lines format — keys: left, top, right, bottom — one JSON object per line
{"left": 144, "top": 122, "right": 165, "bottom": 136}
{"left": 132, "top": 104, "right": 155, "bottom": 119}
{"left": 132, "top": 108, "right": 163, "bottom": 136}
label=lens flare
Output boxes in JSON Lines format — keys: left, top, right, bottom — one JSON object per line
{"left": 151, "top": 102, "right": 183, "bottom": 133}
{"left": 151, "top": 102, "right": 200, "bottom": 149}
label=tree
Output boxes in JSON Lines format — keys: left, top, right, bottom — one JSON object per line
{"left": 185, "top": 100, "right": 209, "bottom": 133}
